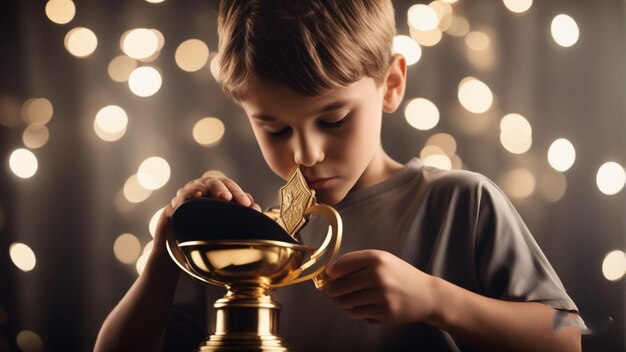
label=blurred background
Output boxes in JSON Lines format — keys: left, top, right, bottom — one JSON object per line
{"left": 0, "top": 0, "right": 624, "bottom": 351}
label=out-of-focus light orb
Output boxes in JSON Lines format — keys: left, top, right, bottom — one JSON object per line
{"left": 503, "top": 168, "right": 535, "bottom": 199}
{"left": 143, "top": 240, "right": 154, "bottom": 255}
{"left": 426, "top": 132, "right": 457, "bottom": 156}
{"left": 392, "top": 35, "right": 421, "bottom": 65}
{"left": 151, "top": 29, "right": 165, "bottom": 52}
{"left": 114, "top": 233, "right": 142, "bottom": 264}
{"left": 23, "top": 124, "right": 50, "bottom": 149}
{"left": 137, "top": 157, "right": 171, "bottom": 190}
{"left": 64, "top": 27, "right": 98, "bottom": 58}
{"left": 123, "top": 174, "right": 153, "bottom": 203}
{"left": 93, "top": 105, "right": 128, "bottom": 142}
{"left": 539, "top": 171, "right": 567, "bottom": 202}
{"left": 146, "top": 0, "right": 166, "bottom": 3}
{"left": 503, "top": 0, "right": 533, "bottom": 14}
{"left": 465, "top": 31, "right": 490, "bottom": 51}
{"left": 596, "top": 162, "right": 625, "bottom": 195}
{"left": 22, "top": 98, "right": 53, "bottom": 125}
{"left": 45, "top": 0, "right": 76, "bottom": 24}
{"left": 441, "top": 0, "right": 458, "bottom": 3}
{"left": 193, "top": 117, "right": 226, "bottom": 146}
{"left": 450, "top": 154, "right": 463, "bottom": 169}
{"left": 404, "top": 98, "right": 439, "bottom": 130}
{"left": 148, "top": 207, "right": 165, "bottom": 238}
{"left": 602, "top": 250, "right": 626, "bottom": 281}
{"left": 16, "top": 330, "right": 43, "bottom": 352}
{"left": 445, "top": 16, "right": 470, "bottom": 37}
{"left": 9, "top": 243, "right": 36, "bottom": 272}
{"left": 108, "top": 55, "right": 137, "bottom": 82}
{"left": 209, "top": 54, "right": 221, "bottom": 80}
{"left": 0, "top": 95, "right": 22, "bottom": 128}
{"left": 408, "top": 4, "right": 439, "bottom": 32}
{"left": 122, "top": 28, "right": 159, "bottom": 60}
{"left": 458, "top": 77, "right": 493, "bottom": 114}
{"left": 128, "top": 66, "right": 162, "bottom": 97}
{"left": 175, "top": 39, "right": 210, "bottom": 72}
{"left": 551, "top": 14, "right": 579, "bottom": 47}
{"left": 423, "top": 154, "right": 452, "bottom": 170}
{"left": 547, "top": 138, "right": 576, "bottom": 172}
{"left": 203, "top": 169, "right": 227, "bottom": 178}
{"left": 499, "top": 113, "right": 532, "bottom": 154}
{"left": 136, "top": 252, "right": 150, "bottom": 275}
{"left": 409, "top": 26, "right": 443, "bottom": 47}
{"left": 430, "top": 1, "right": 453, "bottom": 31}
{"left": 9, "top": 149, "right": 38, "bottom": 179}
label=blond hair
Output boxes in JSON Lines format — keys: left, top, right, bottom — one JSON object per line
{"left": 217, "top": 0, "right": 396, "bottom": 99}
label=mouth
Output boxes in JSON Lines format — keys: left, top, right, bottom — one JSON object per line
{"left": 305, "top": 176, "right": 336, "bottom": 190}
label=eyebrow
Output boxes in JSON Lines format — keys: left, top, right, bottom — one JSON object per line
{"left": 251, "top": 100, "right": 348, "bottom": 122}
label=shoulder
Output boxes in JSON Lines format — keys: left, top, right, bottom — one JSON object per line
{"left": 417, "top": 166, "right": 496, "bottom": 197}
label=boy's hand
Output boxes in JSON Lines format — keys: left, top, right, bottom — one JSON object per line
{"left": 323, "top": 249, "right": 438, "bottom": 325}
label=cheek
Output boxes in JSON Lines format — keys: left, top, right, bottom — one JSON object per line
{"left": 254, "top": 135, "right": 293, "bottom": 180}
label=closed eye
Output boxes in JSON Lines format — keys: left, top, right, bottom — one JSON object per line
{"left": 265, "top": 126, "right": 292, "bottom": 138}
{"left": 319, "top": 115, "right": 351, "bottom": 129}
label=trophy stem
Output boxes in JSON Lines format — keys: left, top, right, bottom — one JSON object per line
{"left": 198, "top": 284, "right": 290, "bottom": 351}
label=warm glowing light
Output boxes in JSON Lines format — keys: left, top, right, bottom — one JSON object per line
{"left": 16, "top": 330, "right": 43, "bottom": 352}
{"left": 425, "top": 133, "right": 457, "bottom": 156}
{"left": 123, "top": 174, "right": 153, "bottom": 203}
{"left": 22, "top": 98, "right": 53, "bottom": 125}
{"left": 9, "top": 243, "right": 36, "bottom": 272}
{"left": 45, "top": 0, "right": 76, "bottom": 24}
{"left": 458, "top": 77, "right": 493, "bottom": 114}
{"left": 193, "top": 117, "right": 226, "bottom": 146}
{"left": 465, "top": 31, "right": 490, "bottom": 51}
{"left": 122, "top": 28, "right": 159, "bottom": 60}
{"left": 603, "top": 250, "right": 626, "bottom": 281}
{"left": 547, "top": 138, "right": 576, "bottom": 172}
{"left": 503, "top": 168, "right": 535, "bottom": 199}
{"left": 136, "top": 252, "right": 150, "bottom": 275}
{"left": 146, "top": 0, "right": 166, "bottom": 3}
{"left": 209, "top": 54, "right": 221, "bottom": 80}
{"left": 0, "top": 95, "right": 21, "bottom": 128}
{"left": 392, "top": 35, "right": 421, "bottom": 65}
{"left": 503, "top": 0, "right": 533, "bottom": 14}
{"left": 404, "top": 98, "right": 439, "bottom": 130}
{"left": 144, "top": 240, "right": 154, "bottom": 255}
{"left": 9, "top": 149, "right": 38, "bottom": 178}
{"left": 499, "top": 113, "right": 532, "bottom": 154}
{"left": 149, "top": 207, "right": 165, "bottom": 237}
{"left": 108, "top": 55, "right": 137, "bottom": 82}
{"left": 137, "top": 157, "right": 171, "bottom": 190}
{"left": 94, "top": 105, "right": 128, "bottom": 142}
{"left": 203, "top": 169, "right": 227, "bottom": 178}
{"left": 430, "top": 1, "right": 453, "bottom": 31}
{"left": 423, "top": 154, "right": 452, "bottom": 170}
{"left": 128, "top": 66, "right": 162, "bottom": 97}
{"left": 450, "top": 154, "right": 463, "bottom": 169}
{"left": 64, "top": 27, "right": 98, "bottom": 58}
{"left": 551, "top": 14, "right": 579, "bottom": 47}
{"left": 539, "top": 171, "right": 567, "bottom": 202}
{"left": 596, "top": 162, "right": 625, "bottom": 195}
{"left": 445, "top": 16, "right": 470, "bottom": 37}
{"left": 175, "top": 39, "right": 210, "bottom": 72}
{"left": 114, "top": 233, "right": 142, "bottom": 264}
{"left": 408, "top": 4, "right": 439, "bottom": 32}
{"left": 409, "top": 26, "right": 443, "bottom": 47}
{"left": 23, "top": 124, "right": 50, "bottom": 149}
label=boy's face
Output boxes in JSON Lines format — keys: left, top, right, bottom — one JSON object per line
{"left": 238, "top": 75, "right": 399, "bottom": 205}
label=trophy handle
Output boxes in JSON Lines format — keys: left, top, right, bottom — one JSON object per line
{"left": 165, "top": 228, "right": 224, "bottom": 287}
{"left": 270, "top": 204, "right": 342, "bottom": 289}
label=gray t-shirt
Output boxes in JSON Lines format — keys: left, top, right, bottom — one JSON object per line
{"left": 165, "top": 158, "right": 578, "bottom": 351}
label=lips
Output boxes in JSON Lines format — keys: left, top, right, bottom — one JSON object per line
{"left": 304, "top": 176, "right": 336, "bottom": 190}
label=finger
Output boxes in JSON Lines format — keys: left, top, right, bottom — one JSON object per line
{"left": 324, "top": 269, "right": 375, "bottom": 298}
{"left": 327, "top": 250, "right": 382, "bottom": 279}
{"left": 219, "top": 178, "right": 252, "bottom": 206}
{"left": 345, "top": 304, "right": 386, "bottom": 322}
{"left": 331, "top": 287, "right": 380, "bottom": 309}
{"left": 203, "top": 178, "right": 233, "bottom": 201}
{"left": 250, "top": 202, "right": 262, "bottom": 212}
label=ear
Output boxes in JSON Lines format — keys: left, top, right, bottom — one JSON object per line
{"left": 382, "top": 54, "right": 407, "bottom": 113}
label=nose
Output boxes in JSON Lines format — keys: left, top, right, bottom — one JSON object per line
{"left": 292, "top": 132, "right": 324, "bottom": 167}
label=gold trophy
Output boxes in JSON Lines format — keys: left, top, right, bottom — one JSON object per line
{"left": 166, "top": 169, "right": 342, "bottom": 351}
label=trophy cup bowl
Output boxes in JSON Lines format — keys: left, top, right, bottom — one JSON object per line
{"left": 166, "top": 197, "right": 342, "bottom": 351}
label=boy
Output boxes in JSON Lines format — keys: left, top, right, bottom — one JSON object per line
{"left": 95, "top": 1, "right": 582, "bottom": 351}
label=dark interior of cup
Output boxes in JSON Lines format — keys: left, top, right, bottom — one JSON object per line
{"left": 171, "top": 198, "right": 298, "bottom": 244}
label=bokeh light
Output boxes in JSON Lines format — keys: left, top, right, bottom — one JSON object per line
{"left": 146, "top": 0, "right": 166, "bottom": 3}
{"left": 502, "top": 168, "right": 535, "bottom": 199}
{"left": 64, "top": 27, "right": 98, "bottom": 58}
{"left": 404, "top": 98, "right": 439, "bottom": 130}
{"left": 123, "top": 174, "right": 153, "bottom": 203}
{"left": 192, "top": 117, "right": 226, "bottom": 146}
{"left": 114, "top": 233, "right": 142, "bottom": 265}
{"left": 502, "top": 0, "right": 533, "bottom": 14}
{"left": 499, "top": 113, "right": 532, "bottom": 154}
{"left": 175, "top": 39, "right": 210, "bottom": 72}
{"left": 547, "top": 138, "right": 576, "bottom": 172}
{"left": 203, "top": 169, "right": 227, "bottom": 178}
{"left": 209, "top": 54, "right": 221, "bottom": 80}
{"left": 16, "top": 330, "right": 43, "bottom": 352}
{"left": 425, "top": 132, "right": 457, "bottom": 156}
{"left": 445, "top": 16, "right": 470, "bottom": 37}
{"left": 22, "top": 124, "right": 50, "bottom": 149}
{"left": 93, "top": 105, "right": 128, "bottom": 142}
{"left": 602, "top": 250, "right": 626, "bottom": 281}
{"left": 596, "top": 162, "right": 625, "bottom": 195}
{"left": 21, "top": 98, "right": 53, "bottom": 125}
{"left": 465, "top": 31, "right": 490, "bottom": 51}
{"left": 108, "top": 55, "right": 138, "bottom": 82}
{"left": 422, "top": 154, "right": 452, "bottom": 170}
{"left": 9, "top": 149, "right": 38, "bottom": 178}
{"left": 539, "top": 171, "right": 567, "bottom": 202}
{"left": 392, "top": 35, "right": 422, "bottom": 65}
{"left": 136, "top": 252, "right": 150, "bottom": 275}
{"left": 409, "top": 26, "right": 443, "bottom": 47}
{"left": 458, "top": 77, "right": 493, "bottom": 114}
{"left": 137, "top": 157, "right": 171, "bottom": 190}
{"left": 9, "top": 243, "right": 36, "bottom": 272}
{"left": 45, "top": 0, "right": 76, "bottom": 24}
{"left": 148, "top": 207, "right": 165, "bottom": 237}
{"left": 122, "top": 28, "right": 159, "bottom": 60}
{"left": 408, "top": 4, "right": 439, "bottom": 32}
{"left": 551, "top": 14, "right": 579, "bottom": 47}
{"left": 128, "top": 66, "right": 162, "bottom": 97}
